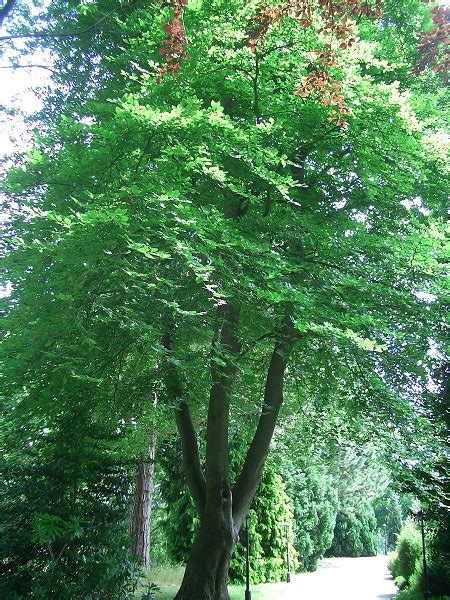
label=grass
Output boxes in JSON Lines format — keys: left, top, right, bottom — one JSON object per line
{"left": 141, "top": 565, "right": 290, "bottom": 600}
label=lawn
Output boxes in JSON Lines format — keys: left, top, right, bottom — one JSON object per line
{"left": 142, "top": 566, "right": 290, "bottom": 600}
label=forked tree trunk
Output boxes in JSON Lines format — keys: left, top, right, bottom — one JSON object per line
{"left": 164, "top": 309, "right": 297, "bottom": 600}
{"left": 131, "top": 432, "right": 156, "bottom": 568}
{"left": 174, "top": 482, "right": 236, "bottom": 600}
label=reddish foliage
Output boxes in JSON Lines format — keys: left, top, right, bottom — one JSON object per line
{"left": 294, "top": 47, "right": 351, "bottom": 126}
{"left": 155, "top": 0, "right": 447, "bottom": 118}
{"left": 416, "top": 2, "right": 449, "bottom": 84}
{"left": 156, "top": 0, "right": 189, "bottom": 81}
{"left": 245, "top": 0, "right": 383, "bottom": 51}
{"left": 245, "top": 1, "right": 383, "bottom": 125}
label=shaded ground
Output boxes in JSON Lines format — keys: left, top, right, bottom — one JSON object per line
{"left": 146, "top": 555, "right": 397, "bottom": 600}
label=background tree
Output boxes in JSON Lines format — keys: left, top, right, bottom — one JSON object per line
{"left": 0, "top": 397, "right": 139, "bottom": 598}
{"left": 283, "top": 456, "right": 338, "bottom": 571}
{"left": 374, "top": 491, "right": 404, "bottom": 553}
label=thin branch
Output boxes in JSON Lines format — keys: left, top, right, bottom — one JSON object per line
{"left": 259, "top": 42, "right": 292, "bottom": 58}
{"left": 134, "top": 133, "right": 157, "bottom": 174}
{"left": 0, "top": 63, "right": 56, "bottom": 73}
{"left": 253, "top": 52, "right": 261, "bottom": 124}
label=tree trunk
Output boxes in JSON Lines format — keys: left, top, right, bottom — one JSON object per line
{"left": 165, "top": 310, "right": 297, "bottom": 599}
{"left": 131, "top": 432, "right": 156, "bottom": 568}
{"left": 174, "top": 478, "right": 236, "bottom": 600}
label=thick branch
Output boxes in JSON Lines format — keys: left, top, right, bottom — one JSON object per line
{"left": 232, "top": 315, "right": 296, "bottom": 529}
{"left": 205, "top": 304, "right": 240, "bottom": 496}
{"left": 175, "top": 401, "right": 206, "bottom": 516}
{"left": 162, "top": 332, "right": 206, "bottom": 517}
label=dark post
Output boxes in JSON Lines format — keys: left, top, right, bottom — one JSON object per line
{"left": 245, "top": 515, "right": 251, "bottom": 600}
{"left": 285, "top": 523, "right": 291, "bottom": 583}
{"left": 384, "top": 523, "right": 388, "bottom": 555}
{"left": 418, "top": 510, "right": 431, "bottom": 599}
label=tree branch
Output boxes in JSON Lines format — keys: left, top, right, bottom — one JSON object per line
{"left": 162, "top": 331, "right": 206, "bottom": 517}
{"left": 205, "top": 303, "right": 240, "bottom": 508}
{"left": 232, "top": 314, "right": 297, "bottom": 529}
{"left": 0, "top": 2, "right": 142, "bottom": 43}
{"left": 252, "top": 52, "right": 261, "bottom": 124}
{"left": 0, "top": 63, "right": 57, "bottom": 73}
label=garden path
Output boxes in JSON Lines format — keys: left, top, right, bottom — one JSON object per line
{"left": 280, "top": 556, "right": 398, "bottom": 600}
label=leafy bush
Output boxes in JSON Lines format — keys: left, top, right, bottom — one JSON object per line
{"left": 394, "top": 575, "right": 407, "bottom": 590}
{"left": 141, "top": 583, "right": 161, "bottom": 600}
{"left": 0, "top": 407, "right": 140, "bottom": 599}
{"left": 390, "top": 514, "right": 450, "bottom": 599}
{"left": 388, "top": 523, "right": 422, "bottom": 586}
{"left": 395, "top": 590, "right": 450, "bottom": 600}
{"left": 427, "top": 516, "right": 450, "bottom": 597}
{"left": 388, "top": 551, "right": 398, "bottom": 577}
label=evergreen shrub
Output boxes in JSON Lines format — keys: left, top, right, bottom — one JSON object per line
{"left": 388, "top": 523, "right": 422, "bottom": 586}
{"left": 161, "top": 455, "right": 297, "bottom": 584}
{"left": 228, "top": 466, "right": 298, "bottom": 583}
{"left": 284, "top": 461, "right": 338, "bottom": 571}
{"left": 327, "top": 505, "right": 378, "bottom": 557}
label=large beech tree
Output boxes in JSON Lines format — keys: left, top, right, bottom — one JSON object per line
{"left": 2, "top": 1, "right": 448, "bottom": 598}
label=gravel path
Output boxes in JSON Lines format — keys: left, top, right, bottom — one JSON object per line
{"left": 281, "top": 556, "right": 397, "bottom": 600}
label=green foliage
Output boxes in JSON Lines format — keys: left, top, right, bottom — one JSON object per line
{"left": 374, "top": 491, "right": 404, "bottom": 552}
{"left": 395, "top": 575, "right": 408, "bottom": 591}
{"left": 427, "top": 517, "right": 450, "bottom": 597}
{"left": 396, "top": 593, "right": 450, "bottom": 600}
{"left": 333, "top": 446, "right": 390, "bottom": 509}
{"left": 141, "top": 583, "right": 162, "bottom": 600}
{"left": 327, "top": 506, "right": 378, "bottom": 558}
{"left": 283, "top": 460, "right": 338, "bottom": 571}
{"left": 157, "top": 444, "right": 200, "bottom": 565}
{"left": 0, "top": 405, "right": 140, "bottom": 599}
{"left": 1, "top": 0, "right": 449, "bottom": 595}
{"left": 324, "top": 444, "right": 390, "bottom": 558}
{"left": 164, "top": 489, "right": 199, "bottom": 565}
{"left": 392, "top": 510, "right": 450, "bottom": 598}
{"left": 388, "top": 522, "right": 422, "bottom": 586}
{"left": 229, "top": 466, "right": 298, "bottom": 583}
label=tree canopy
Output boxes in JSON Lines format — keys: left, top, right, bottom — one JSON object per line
{"left": 1, "top": 1, "right": 448, "bottom": 598}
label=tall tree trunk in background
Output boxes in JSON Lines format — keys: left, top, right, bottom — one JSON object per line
{"left": 164, "top": 308, "right": 297, "bottom": 600}
{"left": 131, "top": 432, "right": 156, "bottom": 568}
